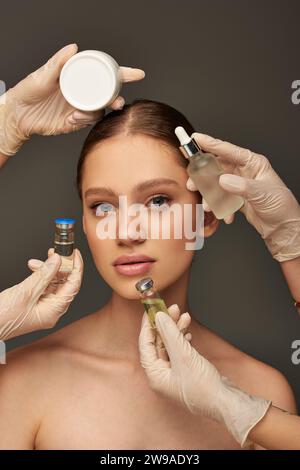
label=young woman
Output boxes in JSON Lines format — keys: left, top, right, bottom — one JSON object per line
{"left": 0, "top": 99, "right": 296, "bottom": 450}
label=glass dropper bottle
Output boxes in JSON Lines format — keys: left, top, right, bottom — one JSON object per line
{"left": 175, "top": 126, "right": 244, "bottom": 220}
{"left": 135, "top": 277, "right": 169, "bottom": 328}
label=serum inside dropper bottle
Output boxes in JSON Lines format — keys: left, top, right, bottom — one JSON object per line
{"left": 175, "top": 127, "right": 244, "bottom": 220}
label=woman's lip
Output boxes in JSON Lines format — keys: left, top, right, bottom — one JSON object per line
{"left": 113, "top": 255, "right": 155, "bottom": 265}
{"left": 114, "top": 261, "right": 156, "bottom": 276}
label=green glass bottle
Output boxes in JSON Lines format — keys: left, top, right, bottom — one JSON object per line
{"left": 135, "top": 277, "right": 169, "bottom": 328}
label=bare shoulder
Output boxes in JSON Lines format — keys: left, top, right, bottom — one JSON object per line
{"left": 0, "top": 311, "right": 102, "bottom": 449}
{"left": 0, "top": 331, "right": 62, "bottom": 448}
{"left": 227, "top": 352, "right": 296, "bottom": 413}
{"left": 192, "top": 322, "right": 297, "bottom": 414}
{"left": 0, "top": 310, "right": 99, "bottom": 388}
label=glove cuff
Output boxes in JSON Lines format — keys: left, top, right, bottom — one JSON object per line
{"left": 264, "top": 218, "right": 300, "bottom": 262}
{"left": 0, "top": 89, "right": 29, "bottom": 156}
{"left": 219, "top": 376, "right": 272, "bottom": 447}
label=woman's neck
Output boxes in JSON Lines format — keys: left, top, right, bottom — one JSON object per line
{"left": 97, "top": 270, "right": 193, "bottom": 366}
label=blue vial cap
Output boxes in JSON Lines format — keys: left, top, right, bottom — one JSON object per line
{"left": 55, "top": 218, "right": 75, "bottom": 225}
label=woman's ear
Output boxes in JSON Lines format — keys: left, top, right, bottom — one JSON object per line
{"left": 82, "top": 215, "right": 87, "bottom": 235}
{"left": 203, "top": 212, "right": 219, "bottom": 238}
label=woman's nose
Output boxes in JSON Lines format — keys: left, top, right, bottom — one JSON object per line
{"left": 117, "top": 209, "right": 147, "bottom": 246}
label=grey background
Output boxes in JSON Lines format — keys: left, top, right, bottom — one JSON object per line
{"left": 0, "top": 0, "right": 299, "bottom": 407}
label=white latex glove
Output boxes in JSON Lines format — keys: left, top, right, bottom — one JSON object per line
{"left": 185, "top": 133, "right": 300, "bottom": 263}
{"left": 0, "top": 248, "right": 83, "bottom": 340}
{"left": 139, "top": 309, "right": 271, "bottom": 447}
{"left": 145, "top": 303, "right": 192, "bottom": 362}
{"left": 0, "top": 43, "right": 145, "bottom": 156}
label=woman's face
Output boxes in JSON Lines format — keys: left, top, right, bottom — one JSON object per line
{"left": 81, "top": 133, "right": 214, "bottom": 299}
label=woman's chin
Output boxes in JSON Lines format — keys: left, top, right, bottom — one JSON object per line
{"left": 106, "top": 274, "right": 157, "bottom": 301}
{"left": 101, "top": 265, "right": 183, "bottom": 300}
{"left": 113, "top": 288, "right": 143, "bottom": 301}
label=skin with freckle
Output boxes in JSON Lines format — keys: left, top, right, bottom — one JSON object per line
{"left": 0, "top": 115, "right": 296, "bottom": 450}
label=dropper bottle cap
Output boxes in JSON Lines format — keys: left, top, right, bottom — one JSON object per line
{"left": 175, "top": 126, "right": 202, "bottom": 158}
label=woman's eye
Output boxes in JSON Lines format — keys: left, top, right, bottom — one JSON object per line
{"left": 89, "top": 196, "right": 171, "bottom": 215}
{"left": 90, "top": 202, "right": 116, "bottom": 216}
{"left": 147, "top": 195, "right": 171, "bottom": 210}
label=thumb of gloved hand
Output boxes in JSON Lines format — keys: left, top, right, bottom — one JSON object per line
{"left": 219, "top": 174, "right": 252, "bottom": 195}
{"left": 21, "top": 44, "right": 78, "bottom": 100}
{"left": 23, "top": 253, "right": 62, "bottom": 300}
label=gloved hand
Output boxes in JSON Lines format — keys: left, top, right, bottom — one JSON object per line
{"left": 0, "top": 248, "right": 83, "bottom": 340}
{"left": 0, "top": 43, "right": 145, "bottom": 156}
{"left": 146, "top": 303, "right": 192, "bottom": 362}
{"left": 139, "top": 309, "right": 271, "bottom": 447}
{"left": 185, "top": 133, "right": 300, "bottom": 262}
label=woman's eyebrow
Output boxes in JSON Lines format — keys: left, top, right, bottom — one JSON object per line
{"left": 84, "top": 187, "right": 117, "bottom": 199}
{"left": 134, "top": 178, "right": 179, "bottom": 192}
{"left": 84, "top": 178, "right": 179, "bottom": 199}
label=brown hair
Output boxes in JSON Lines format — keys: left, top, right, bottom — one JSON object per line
{"left": 76, "top": 99, "right": 216, "bottom": 226}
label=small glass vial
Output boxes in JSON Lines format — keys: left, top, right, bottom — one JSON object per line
{"left": 175, "top": 126, "right": 244, "bottom": 220}
{"left": 135, "top": 277, "right": 169, "bottom": 328}
{"left": 54, "top": 218, "right": 75, "bottom": 283}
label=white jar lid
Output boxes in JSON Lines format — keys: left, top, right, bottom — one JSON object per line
{"left": 59, "top": 50, "right": 121, "bottom": 111}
